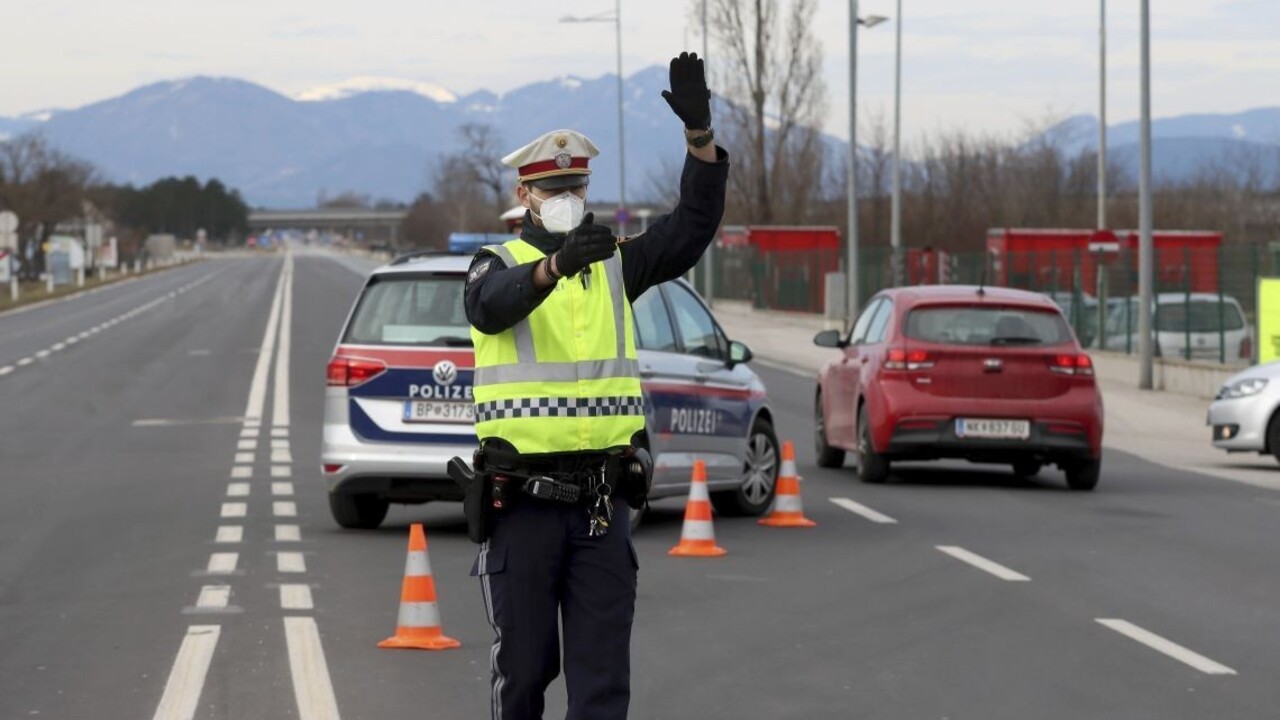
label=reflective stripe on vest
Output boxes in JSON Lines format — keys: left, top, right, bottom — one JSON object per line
{"left": 470, "top": 239, "right": 643, "bottom": 454}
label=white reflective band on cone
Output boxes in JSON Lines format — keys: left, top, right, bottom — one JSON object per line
{"left": 781, "top": 458, "right": 798, "bottom": 477}
{"left": 397, "top": 601, "right": 443, "bottom": 628}
{"left": 775, "top": 494, "right": 802, "bottom": 512}
{"left": 689, "top": 483, "right": 711, "bottom": 502}
{"left": 679, "top": 519, "right": 716, "bottom": 541}
{"left": 405, "top": 551, "right": 432, "bottom": 577}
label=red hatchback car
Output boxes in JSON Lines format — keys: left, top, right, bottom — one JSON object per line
{"left": 814, "top": 285, "right": 1104, "bottom": 490}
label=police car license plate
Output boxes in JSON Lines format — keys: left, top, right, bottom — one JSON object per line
{"left": 403, "top": 400, "right": 475, "bottom": 424}
{"left": 956, "top": 418, "right": 1030, "bottom": 440}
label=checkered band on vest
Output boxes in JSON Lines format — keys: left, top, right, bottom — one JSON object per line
{"left": 475, "top": 396, "right": 646, "bottom": 423}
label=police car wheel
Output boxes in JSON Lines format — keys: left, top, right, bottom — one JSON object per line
{"left": 711, "top": 417, "right": 779, "bottom": 517}
{"left": 814, "top": 391, "right": 846, "bottom": 468}
{"left": 328, "top": 493, "right": 390, "bottom": 529}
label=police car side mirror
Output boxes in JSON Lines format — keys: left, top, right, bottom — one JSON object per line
{"left": 727, "top": 340, "right": 753, "bottom": 367}
{"left": 813, "top": 329, "right": 846, "bottom": 349}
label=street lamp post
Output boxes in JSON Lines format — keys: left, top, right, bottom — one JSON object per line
{"left": 847, "top": 2, "right": 888, "bottom": 327}
{"left": 889, "top": 0, "right": 904, "bottom": 286}
{"left": 561, "top": 3, "right": 627, "bottom": 234}
{"left": 1138, "top": 0, "right": 1154, "bottom": 389}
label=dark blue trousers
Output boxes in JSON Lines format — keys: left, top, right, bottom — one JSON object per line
{"left": 472, "top": 497, "right": 638, "bottom": 720}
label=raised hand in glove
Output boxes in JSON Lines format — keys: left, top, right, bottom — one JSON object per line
{"left": 661, "top": 51, "right": 711, "bottom": 130}
{"left": 553, "top": 212, "right": 616, "bottom": 277}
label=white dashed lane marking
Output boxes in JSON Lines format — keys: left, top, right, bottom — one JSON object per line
{"left": 272, "top": 482, "right": 295, "bottom": 496}
{"left": 273, "top": 502, "right": 298, "bottom": 517}
{"left": 227, "top": 483, "right": 251, "bottom": 497}
{"left": 272, "top": 450, "right": 294, "bottom": 464}
{"left": 17, "top": 357, "right": 33, "bottom": 366}
{"left": 215, "top": 526, "right": 243, "bottom": 544}
{"left": 829, "top": 497, "right": 898, "bottom": 524}
{"left": 0, "top": 366, "right": 12, "bottom": 376}
{"left": 936, "top": 546, "right": 1031, "bottom": 582}
{"left": 230, "top": 466, "right": 252, "bottom": 479}
{"left": 220, "top": 503, "right": 247, "bottom": 518}
{"left": 195, "top": 585, "right": 231, "bottom": 610}
{"left": 278, "top": 552, "right": 307, "bottom": 573}
{"left": 238, "top": 440, "right": 257, "bottom": 450}
{"left": 281, "top": 585, "right": 314, "bottom": 610}
{"left": 271, "top": 466, "right": 293, "bottom": 478}
{"left": 151, "top": 625, "right": 221, "bottom": 720}
{"left": 1097, "top": 619, "right": 1237, "bottom": 675}
{"left": 234, "top": 452, "right": 254, "bottom": 464}
{"left": 276, "top": 525, "right": 301, "bottom": 542}
{"left": 206, "top": 553, "right": 239, "bottom": 574}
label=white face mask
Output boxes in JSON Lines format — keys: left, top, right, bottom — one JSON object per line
{"left": 529, "top": 190, "right": 585, "bottom": 234}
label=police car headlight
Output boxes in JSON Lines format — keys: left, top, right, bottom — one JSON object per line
{"left": 1217, "top": 378, "right": 1268, "bottom": 400}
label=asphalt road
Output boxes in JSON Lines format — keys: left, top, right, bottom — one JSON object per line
{"left": 2, "top": 250, "right": 1279, "bottom": 719}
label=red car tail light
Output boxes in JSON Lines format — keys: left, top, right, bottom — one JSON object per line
{"left": 1048, "top": 354, "right": 1094, "bottom": 376}
{"left": 885, "top": 348, "right": 935, "bottom": 371}
{"left": 326, "top": 355, "right": 388, "bottom": 387}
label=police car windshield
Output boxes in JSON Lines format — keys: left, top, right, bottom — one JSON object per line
{"left": 343, "top": 274, "right": 472, "bottom": 346}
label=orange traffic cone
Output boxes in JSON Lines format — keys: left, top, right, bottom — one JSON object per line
{"left": 378, "top": 523, "right": 461, "bottom": 650}
{"left": 668, "top": 460, "right": 727, "bottom": 557}
{"left": 759, "top": 440, "right": 816, "bottom": 527}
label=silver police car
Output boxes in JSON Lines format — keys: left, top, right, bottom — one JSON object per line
{"left": 322, "top": 251, "right": 779, "bottom": 529}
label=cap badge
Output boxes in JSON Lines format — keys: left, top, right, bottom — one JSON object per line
{"left": 554, "top": 135, "right": 568, "bottom": 149}
{"left": 554, "top": 152, "right": 572, "bottom": 169}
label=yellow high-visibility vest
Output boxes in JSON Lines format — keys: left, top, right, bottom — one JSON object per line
{"left": 470, "top": 238, "right": 644, "bottom": 454}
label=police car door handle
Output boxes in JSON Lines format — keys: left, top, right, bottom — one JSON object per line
{"left": 639, "top": 365, "right": 657, "bottom": 378}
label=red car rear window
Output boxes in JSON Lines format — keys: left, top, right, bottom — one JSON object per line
{"left": 905, "top": 305, "right": 1073, "bottom": 347}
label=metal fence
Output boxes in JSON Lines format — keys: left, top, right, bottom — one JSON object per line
{"left": 709, "top": 242, "right": 1279, "bottom": 366}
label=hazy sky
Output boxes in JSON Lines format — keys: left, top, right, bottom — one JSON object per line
{"left": 3, "top": 0, "right": 1277, "bottom": 142}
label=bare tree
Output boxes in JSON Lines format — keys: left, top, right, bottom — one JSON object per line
{"left": 452, "top": 123, "right": 513, "bottom": 221}
{"left": 0, "top": 133, "right": 95, "bottom": 278}
{"left": 700, "top": 0, "right": 827, "bottom": 224}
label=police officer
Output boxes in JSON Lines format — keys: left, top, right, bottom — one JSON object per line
{"left": 462, "top": 51, "right": 726, "bottom": 720}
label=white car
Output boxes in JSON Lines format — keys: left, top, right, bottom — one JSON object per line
{"left": 1103, "top": 293, "right": 1252, "bottom": 363}
{"left": 1207, "top": 362, "right": 1280, "bottom": 461}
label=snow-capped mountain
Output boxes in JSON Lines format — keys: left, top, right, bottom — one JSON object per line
{"left": 294, "top": 76, "right": 458, "bottom": 104}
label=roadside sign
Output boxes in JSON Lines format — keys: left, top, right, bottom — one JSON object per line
{"left": 0, "top": 210, "right": 17, "bottom": 251}
{"left": 0, "top": 250, "right": 10, "bottom": 283}
{"left": 1258, "top": 277, "right": 1280, "bottom": 364}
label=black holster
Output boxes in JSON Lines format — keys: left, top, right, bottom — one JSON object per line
{"left": 619, "top": 447, "right": 654, "bottom": 510}
{"left": 447, "top": 455, "right": 490, "bottom": 544}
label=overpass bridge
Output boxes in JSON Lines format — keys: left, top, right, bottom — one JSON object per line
{"left": 247, "top": 208, "right": 408, "bottom": 248}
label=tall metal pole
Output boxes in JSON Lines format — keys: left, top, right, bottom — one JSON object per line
{"left": 1138, "top": 0, "right": 1154, "bottom": 389}
{"left": 615, "top": 0, "right": 627, "bottom": 234}
{"left": 1097, "top": 0, "right": 1108, "bottom": 230}
{"left": 889, "top": 0, "right": 903, "bottom": 285}
{"left": 847, "top": 0, "right": 861, "bottom": 325}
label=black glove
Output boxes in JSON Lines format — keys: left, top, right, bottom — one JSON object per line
{"left": 661, "top": 51, "right": 711, "bottom": 130}
{"left": 553, "top": 212, "right": 615, "bottom": 277}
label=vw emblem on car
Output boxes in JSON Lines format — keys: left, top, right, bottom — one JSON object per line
{"left": 433, "top": 360, "right": 458, "bottom": 386}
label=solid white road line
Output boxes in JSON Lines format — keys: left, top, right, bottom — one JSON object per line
{"left": 227, "top": 483, "right": 251, "bottom": 497}
{"left": 829, "top": 497, "right": 899, "bottom": 524}
{"left": 1096, "top": 619, "right": 1237, "bottom": 675}
{"left": 281, "top": 585, "right": 315, "bottom": 610}
{"left": 243, "top": 260, "right": 288, "bottom": 425}
{"left": 272, "top": 465, "right": 293, "bottom": 478}
{"left": 234, "top": 452, "right": 254, "bottom": 464}
{"left": 274, "top": 502, "right": 298, "bottom": 517}
{"left": 276, "top": 525, "right": 302, "bottom": 542}
{"left": 284, "top": 616, "right": 342, "bottom": 720}
{"left": 196, "top": 586, "right": 231, "bottom": 609}
{"left": 278, "top": 552, "right": 307, "bottom": 573}
{"left": 220, "top": 502, "right": 247, "bottom": 518}
{"left": 936, "top": 546, "right": 1031, "bottom": 582}
{"left": 273, "top": 254, "right": 293, "bottom": 429}
{"left": 215, "top": 526, "right": 243, "bottom": 544}
{"left": 230, "top": 466, "right": 252, "bottom": 479}
{"left": 272, "top": 482, "right": 295, "bottom": 496}
{"left": 207, "top": 553, "right": 239, "bottom": 574}
{"left": 272, "top": 450, "right": 294, "bottom": 464}
{"left": 151, "top": 625, "right": 221, "bottom": 720}
{"left": 238, "top": 439, "right": 257, "bottom": 450}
